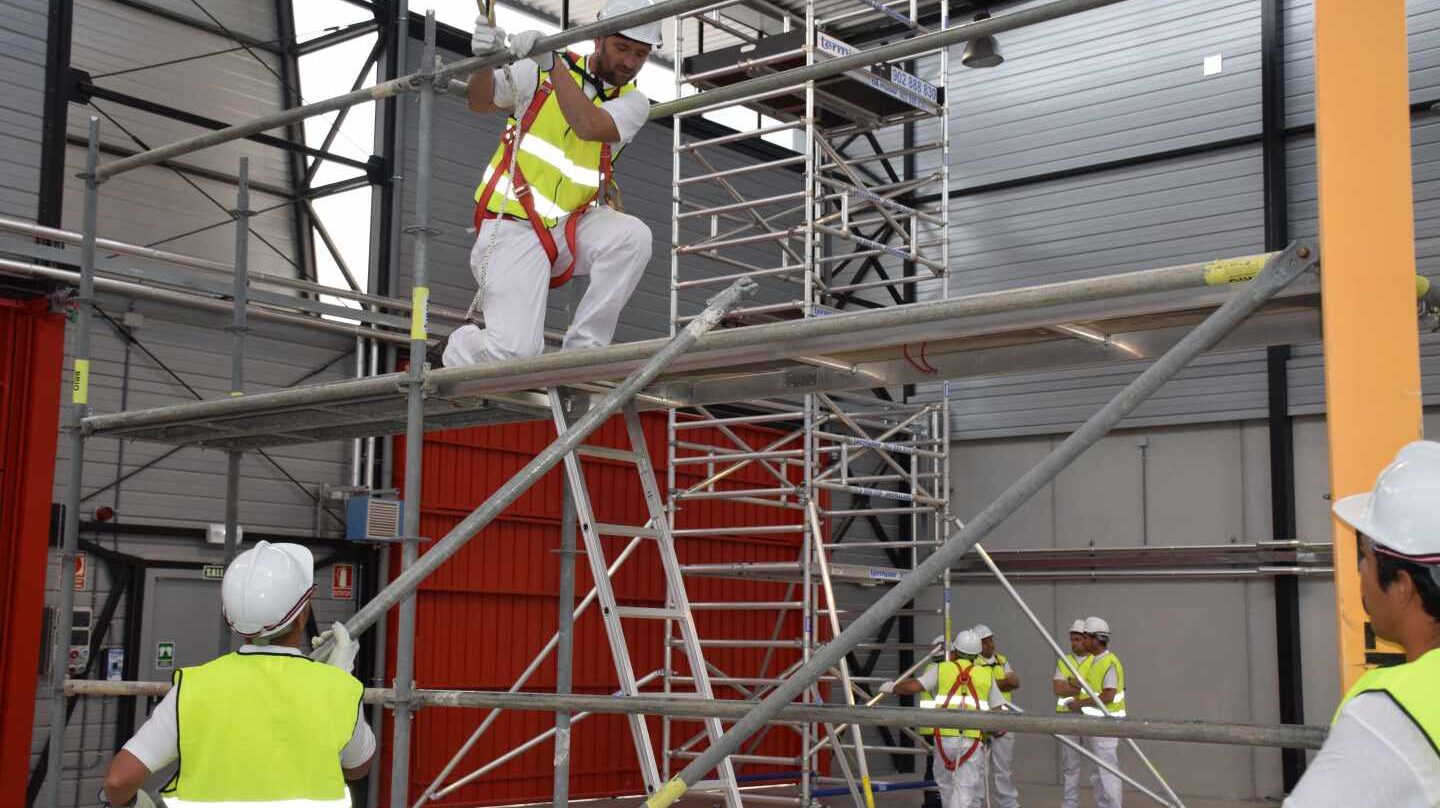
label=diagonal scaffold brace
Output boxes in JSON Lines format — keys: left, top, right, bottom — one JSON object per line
{"left": 640, "top": 241, "right": 1320, "bottom": 808}
{"left": 314, "top": 276, "right": 756, "bottom": 658}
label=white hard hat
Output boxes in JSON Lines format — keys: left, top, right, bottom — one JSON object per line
{"left": 973, "top": 624, "right": 993, "bottom": 640}
{"left": 952, "top": 630, "right": 982, "bottom": 655}
{"left": 222, "top": 541, "right": 315, "bottom": 639}
{"left": 1083, "top": 616, "right": 1110, "bottom": 636}
{"left": 1334, "top": 441, "right": 1440, "bottom": 560}
{"left": 1068, "top": 619, "right": 1087, "bottom": 634}
{"left": 598, "top": 0, "right": 664, "bottom": 48}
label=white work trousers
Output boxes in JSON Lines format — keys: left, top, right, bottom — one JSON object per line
{"left": 1085, "top": 735, "right": 1123, "bottom": 808}
{"left": 443, "top": 207, "right": 652, "bottom": 367}
{"left": 976, "top": 732, "right": 1019, "bottom": 808}
{"left": 1059, "top": 735, "right": 1084, "bottom": 808}
{"left": 933, "top": 737, "right": 983, "bottom": 808}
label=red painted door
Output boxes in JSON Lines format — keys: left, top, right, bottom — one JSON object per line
{"left": 0, "top": 297, "right": 65, "bottom": 808}
{"left": 382, "top": 413, "right": 814, "bottom": 806}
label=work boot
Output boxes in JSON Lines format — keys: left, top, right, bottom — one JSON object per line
{"left": 425, "top": 332, "right": 449, "bottom": 369}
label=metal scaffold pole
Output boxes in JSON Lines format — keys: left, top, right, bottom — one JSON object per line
{"left": 219, "top": 156, "right": 250, "bottom": 656}
{"left": 390, "top": 12, "right": 439, "bottom": 807}
{"left": 42, "top": 116, "right": 101, "bottom": 808}
{"left": 554, "top": 485, "right": 579, "bottom": 807}
{"left": 645, "top": 243, "right": 1319, "bottom": 808}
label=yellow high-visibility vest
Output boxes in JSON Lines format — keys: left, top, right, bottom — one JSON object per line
{"left": 979, "top": 653, "right": 1011, "bottom": 703}
{"left": 476, "top": 54, "right": 637, "bottom": 227}
{"left": 160, "top": 650, "right": 363, "bottom": 807}
{"left": 1334, "top": 647, "right": 1440, "bottom": 750}
{"left": 1055, "top": 654, "right": 1092, "bottom": 713}
{"left": 1082, "top": 650, "right": 1126, "bottom": 717}
{"left": 924, "top": 660, "right": 994, "bottom": 738}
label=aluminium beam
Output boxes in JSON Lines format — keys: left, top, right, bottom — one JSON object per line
{"left": 78, "top": 253, "right": 1319, "bottom": 448}
{"left": 96, "top": 0, "right": 1127, "bottom": 180}
{"left": 61, "top": 682, "right": 1328, "bottom": 751}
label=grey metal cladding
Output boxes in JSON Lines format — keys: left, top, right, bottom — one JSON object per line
{"left": 0, "top": 0, "right": 47, "bottom": 219}
{"left": 951, "top": 144, "right": 1265, "bottom": 294}
{"left": 96, "top": 0, "right": 280, "bottom": 44}
{"left": 397, "top": 41, "right": 800, "bottom": 346}
{"left": 1284, "top": 110, "right": 1440, "bottom": 413}
{"left": 51, "top": 302, "right": 354, "bottom": 534}
{"left": 1283, "top": 0, "right": 1440, "bottom": 128}
{"left": 71, "top": 0, "right": 294, "bottom": 191}
{"left": 947, "top": 0, "right": 1260, "bottom": 191}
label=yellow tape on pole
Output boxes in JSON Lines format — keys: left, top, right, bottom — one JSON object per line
{"left": 1202, "top": 255, "right": 1269, "bottom": 286}
{"left": 72, "top": 359, "right": 90, "bottom": 405}
{"left": 411, "top": 286, "right": 430, "bottom": 340}
{"left": 644, "top": 777, "right": 688, "bottom": 808}
{"left": 862, "top": 775, "right": 877, "bottom": 808}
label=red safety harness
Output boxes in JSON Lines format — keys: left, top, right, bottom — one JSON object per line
{"left": 472, "top": 60, "right": 618, "bottom": 289}
{"left": 933, "top": 663, "right": 983, "bottom": 771}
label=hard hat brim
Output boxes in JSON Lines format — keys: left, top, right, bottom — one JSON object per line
{"left": 1333, "top": 492, "right": 1374, "bottom": 539}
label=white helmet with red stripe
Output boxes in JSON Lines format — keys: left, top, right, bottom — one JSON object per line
{"left": 222, "top": 541, "right": 315, "bottom": 640}
{"left": 1335, "top": 440, "right": 1440, "bottom": 563}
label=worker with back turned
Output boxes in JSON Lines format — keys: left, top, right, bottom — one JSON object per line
{"left": 102, "top": 542, "right": 373, "bottom": 807}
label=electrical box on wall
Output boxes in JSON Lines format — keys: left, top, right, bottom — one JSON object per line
{"left": 346, "top": 497, "right": 403, "bottom": 541}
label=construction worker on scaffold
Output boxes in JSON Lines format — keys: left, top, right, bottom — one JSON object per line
{"left": 880, "top": 629, "right": 1005, "bottom": 808}
{"left": 434, "top": 0, "right": 661, "bottom": 373}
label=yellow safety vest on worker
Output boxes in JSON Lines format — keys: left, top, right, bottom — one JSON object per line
{"left": 915, "top": 660, "right": 937, "bottom": 734}
{"left": 1334, "top": 647, "right": 1440, "bottom": 748}
{"left": 980, "top": 653, "right": 1011, "bottom": 703}
{"left": 1055, "top": 654, "right": 1092, "bottom": 713}
{"left": 1081, "top": 651, "right": 1126, "bottom": 717}
{"left": 476, "top": 54, "right": 637, "bottom": 227}
{"left": 925, "top": 660, "right": 995, "bottom": 738}
{"left": 160, "top": 651, "right": 363, "bottom": 807}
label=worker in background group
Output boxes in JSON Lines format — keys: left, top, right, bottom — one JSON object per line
{"left": 1283, "top": 441, "right": 1440, "bottom": 807}
{"left": 102, "top": 542, "right": 373, "bottom": 808}
{"left": 1068, "top": 616, "right": 1125, "bottom": 808}
{"left": 973, "top": 624, "right": 1020, "bottom": 808}
{"left": 1052, "top": 618, "right": 1092, "bottom": 808}
{"left": 436, "top": 0, "right": 661, "bottom": 370}
{"left": 880, "top": 630, "right": 1004, "bottom": 808}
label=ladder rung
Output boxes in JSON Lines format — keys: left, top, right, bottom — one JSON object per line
{"left": 594, "top": 522, "right": 660, "bottom": 538}
{"left": 575, "top": 445, "right": 644, "bottom": 463}
{"left": 616, "top": 606, "right": 685, "bottom": 620}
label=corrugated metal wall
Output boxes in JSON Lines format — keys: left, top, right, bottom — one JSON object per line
{"left": 931, "top": 0, "right": 1440, "bottom": 437}
{"left": 0, "top": 0, "right": 47, "bottom": 220}
{"left": 0, "top": 298, "right": 64, "bottom": 808}
{"left": 384, "top": 413, "right": 815, "bottom": 806}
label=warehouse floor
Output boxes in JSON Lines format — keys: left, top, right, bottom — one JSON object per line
{"left": 498, "top": 783, "right": 1283, "bottom": 808}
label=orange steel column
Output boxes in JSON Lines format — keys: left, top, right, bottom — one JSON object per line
{"left": 1315, "top": 0, "right": 1423, "bottom": 690}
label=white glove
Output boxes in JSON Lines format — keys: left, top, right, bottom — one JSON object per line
{"left": 879, "top": 680, "right": 896, "bottom": 694}
{"left": 313, "top": 621, "right": 360, "bottom": 673}
{"left": 508, "top": 30, "right": 555, "bottom": 71}
{"left": 472, "top": 16, "right": 507, "bottom": 56}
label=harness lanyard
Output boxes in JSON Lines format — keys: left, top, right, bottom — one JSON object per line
{"left": 934, "top": 664, "right": 983, "bottom": 771}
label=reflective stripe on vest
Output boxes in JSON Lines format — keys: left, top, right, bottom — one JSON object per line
{"left": 161, "top": 651, "right": 363, "bottom": 804}
{"left": 1055, "top": 654, "right": 1092, "bottom": 713}
{"left": 1335, "top": 647, "right": 1440, "bottom": 754}
{"left": 476, "top": 54, "right": 635, "bottom": 228}
{"left": 934, "top": 660, "right": 995, "bottom": 739}
{"left": 1082, "top": 651, "right": 1126, "bottom": 717}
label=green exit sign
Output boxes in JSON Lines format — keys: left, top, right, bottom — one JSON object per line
{"left": 202, "top": 565, "right": 225, "bottom": 581}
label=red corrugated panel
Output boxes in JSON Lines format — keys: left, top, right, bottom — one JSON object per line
{"left": 0, "top": 298, "right": 65, "bottom": 808}
{"left": 384, "top": 413, "right": 822, "bottom": 807}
